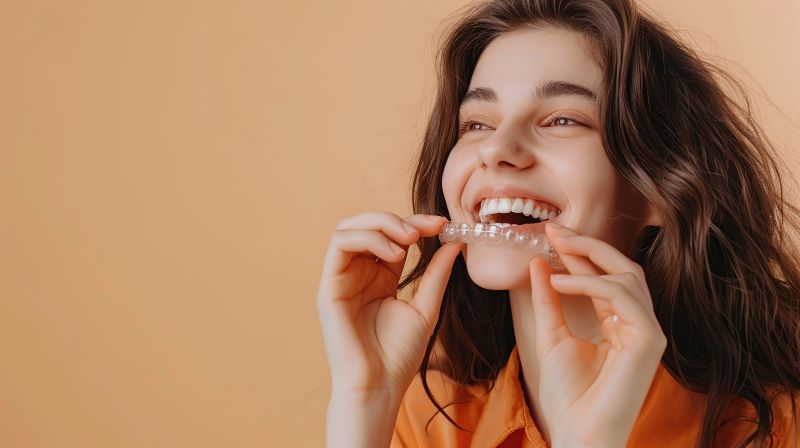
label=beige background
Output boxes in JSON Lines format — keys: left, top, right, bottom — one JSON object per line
{"left": 1, "top": 0, "right": 798, "bottom": 446}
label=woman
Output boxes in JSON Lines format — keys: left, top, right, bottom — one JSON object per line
{"left": 316, "top": 0, "right": 800, "bottom": 446}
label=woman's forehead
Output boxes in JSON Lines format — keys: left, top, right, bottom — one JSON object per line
{"left": 468, "top": 27, "right": 601, "bottom": 96}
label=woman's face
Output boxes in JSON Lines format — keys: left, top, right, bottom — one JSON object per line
{"left": 442, "top": 26, "right": 656, "bottom": 290}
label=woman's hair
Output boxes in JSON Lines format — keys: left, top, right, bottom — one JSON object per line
{"left": 397, "top": 0, "right": 800, "bottom": 446}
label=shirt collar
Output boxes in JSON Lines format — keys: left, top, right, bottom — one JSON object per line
{"left": 467, "top": 344, "right": 687, "bottom": 448}
{"left": 468, "top": 345, "right": 547, "bottom": 447}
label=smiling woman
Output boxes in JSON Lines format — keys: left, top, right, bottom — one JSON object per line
{"left": 315, "top": 0, "right": 800, "bottom": 447}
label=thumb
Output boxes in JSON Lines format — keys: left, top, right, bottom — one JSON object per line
{"left": 529, "top": 257, "right": 572, "bottom": 356}
{"left": 409, "top": 242, "right": 462, "bottom": 331}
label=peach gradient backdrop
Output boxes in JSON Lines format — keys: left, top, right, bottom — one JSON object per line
{"left": 2, "top": 0, "right": 798, "bottom": 446}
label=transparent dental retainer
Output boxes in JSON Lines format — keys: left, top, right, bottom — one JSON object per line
{"left": 438, "top": 221, "right": 564, "bottom": 271}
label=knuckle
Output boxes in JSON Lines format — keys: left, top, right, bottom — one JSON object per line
{"left": 335, "top": 214, "right": 356, "bottom": 230}
{"left": 611, "top": 282, "right": 628, "bottom": 296}
{"left": 620, "top": 272, "right": 641, "bottom": 291}
{"left": 385, "top": 213, "right": 404, "bottom": 226}
{"left": 620, "top": 272, "right": 638, "bottom": 286}
{"left": 328, "top": 229, "right": 353, "bottom": 248}
{"left": 371, "top": 210, "right": 395, "bottom": 220}
{"left": 330, "top": 229, "right": 344, "bottom": 242}
{"left": 335, "top": 211, "right": 399, "bottom": 231}
{"left": 642, "top": 331, "right": 668, "bottom": 351}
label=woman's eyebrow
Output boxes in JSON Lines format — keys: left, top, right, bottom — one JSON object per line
{"left": 459, "top": 80, "right": 597, "bottom": 111}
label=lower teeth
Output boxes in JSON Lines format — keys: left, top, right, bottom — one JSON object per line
{"left": 489, "top": 221, "right": 545, "bottom": 227}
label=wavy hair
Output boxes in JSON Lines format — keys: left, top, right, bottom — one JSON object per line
{"left": 397, "top": 0, "right": 800, "bottom": 446}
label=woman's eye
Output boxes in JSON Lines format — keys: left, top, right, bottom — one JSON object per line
{"left": 547, "top": 116, "right": 583, "bottom": 127}
{"left": 458, "top": 116, "right": 584, "bottom": 136}
{"left": 458, "top": 120, "right": 489, "bottom": 136}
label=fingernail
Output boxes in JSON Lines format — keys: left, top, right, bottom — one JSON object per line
{"left": 550, "top": 274, "right": 570, "bottom": 282}
{"left": 389, "top": 242, "right": 405, "bottom": 254}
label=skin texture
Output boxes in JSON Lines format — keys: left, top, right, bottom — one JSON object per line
{"left": 441, "top": 26, "right": 666, "bottom": 446}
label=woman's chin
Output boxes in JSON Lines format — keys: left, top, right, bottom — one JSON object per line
{"left": 463, "top": 244, "right": 532, "bottom": 291}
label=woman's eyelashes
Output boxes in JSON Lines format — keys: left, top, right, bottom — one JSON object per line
{"left": 458, "top": 120, "right": 490, "bottom": 135}
{"left": 457, "top": 116, "right": 585, "bottom": 137}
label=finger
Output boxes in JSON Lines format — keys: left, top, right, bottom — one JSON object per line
{"left": 336, "top": 211, "right": 421, "bottom": 247}
{"left": 408, "top": 241, "right": 463, "bottom": 331}
{"left": 529, "top": 257, "right": 572, "bottom": 356}
{"left": 324, "top": 229, "right": 408, "bottom": 276}
{"left": 335, "top": 212, "right": 430, "bottom": 278}
{"left": 546, "top": 225, "right": 617, "bottom": 324}
{"left": 546, "top": 224, "right": 603, "bottom": 276}
{"left": 379, "top": 214, "right": 448, "bottom": 278}
{"left": 553, "top": 249, "right": 603, "bottom": 277}
{"left": 549, "top": 248, "right": 600, "bottom": 276}
{"left": 546, "top": 223, "right": 652, "bottom": 312}
{"left": 546, "top": 223, "right": 643, "bottom": 276}
{"left": 549, "top": 274, "right": 656, "bottom": 343}
{"left": 402, "top": 214, "right": 449, "bottom": 237}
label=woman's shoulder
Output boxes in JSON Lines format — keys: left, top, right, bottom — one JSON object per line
{"left": 618, "top": 364, "right": 800, "bottom": 447}
{"left": 684, "top": 383, "right": 799, "bottom": 447}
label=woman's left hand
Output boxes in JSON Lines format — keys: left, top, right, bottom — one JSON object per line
{"left": 530, "top": 222, "right": 667, "bottom": 448}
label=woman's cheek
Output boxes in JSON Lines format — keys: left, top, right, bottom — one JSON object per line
{"left": 441, "top": 147, "right": 472, "bottom": 210}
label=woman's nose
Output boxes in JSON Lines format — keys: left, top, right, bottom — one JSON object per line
{"left": 476, "top": 132, "right": 537, "bottom": 171}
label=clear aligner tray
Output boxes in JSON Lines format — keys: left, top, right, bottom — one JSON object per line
{"left": 438, "top": 221, "right": 564, "bottom": 271}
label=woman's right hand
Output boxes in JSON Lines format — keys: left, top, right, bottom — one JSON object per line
{"left": 316, "top": 212, "right": 462, "bottom": 400}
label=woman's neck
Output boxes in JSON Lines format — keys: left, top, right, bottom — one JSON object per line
{"left": 508, "top": 287, "right": 603, "bottom": 444}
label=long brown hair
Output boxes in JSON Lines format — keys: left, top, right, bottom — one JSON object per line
{"left": 397, "top": 0, "right": 800, "bottom": 446}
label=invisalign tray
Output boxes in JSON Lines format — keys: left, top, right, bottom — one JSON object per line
{"left": 438, "top": 221, "right": 564, "bottom": 271}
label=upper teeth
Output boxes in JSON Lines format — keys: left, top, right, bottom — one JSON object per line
{"left": 478, "top": 197, "right": 560, "bottom": 223}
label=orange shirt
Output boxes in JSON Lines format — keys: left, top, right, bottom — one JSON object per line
{"left": 392, "top": 345, "right": 799, "bottom": 447}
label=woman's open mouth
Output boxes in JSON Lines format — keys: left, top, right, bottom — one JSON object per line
{"left": 473, "top": 197, "right": 561, "bottom": 226}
